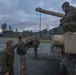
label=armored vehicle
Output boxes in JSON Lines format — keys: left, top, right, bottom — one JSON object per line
{"left": 36, "top": 7, "right": 76, "bottom": 75}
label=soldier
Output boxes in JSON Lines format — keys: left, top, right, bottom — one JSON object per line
{"left": 59, "top": 2, "right": 76, "bottom": 75}
{"left": 25, "top": 36, "right": 40, "bottom": 59}
{"left": 60, "top": 2, "right": 76, "bottom": 32}
{"left": 33, "top": 36, "right": 40, "bottom": 59}
{"left": 0, "top": 40, "right": 16, "bottom": 75}
{"left": 17, "top": 34, "right": 28, "bottom": 75}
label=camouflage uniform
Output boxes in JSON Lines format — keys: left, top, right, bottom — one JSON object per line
{"left": 60, "top": 5, "right": 76, "bottom": 32}
{"left": 1, "top": 47, "right": 15, "bottom": 75}
{"left": 17, "top": 34, "right": 27, "bottom": 75}
{"left": 59, "top": 2, "right": 76, "bottom": 75}
{"left": 33, "top": 37, "right": 40, "bottom": 59}
{"left": 0, "top": 40, "right": 16, "bottom": 75}
{"left": 25, "top": 37, "right": 40, "bottom": 59}
{"left": 17, "top": 39, "right": 27, "bottom": 55}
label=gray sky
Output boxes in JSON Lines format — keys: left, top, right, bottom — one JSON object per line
{"left": 0, "top": 0, "right": 76, "bottom": 32}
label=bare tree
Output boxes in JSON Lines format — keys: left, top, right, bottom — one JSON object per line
{"left": 1, "top": 23, "right": 7, "bottom": 33}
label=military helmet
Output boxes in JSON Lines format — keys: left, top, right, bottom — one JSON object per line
{"left": 62, "top": 2, "right": 70, "bottom": 8}
{"left": 6, "top": 40, "right": 13, "bottom": 47}
{"left": 18, "top": 34, "right": 23, "bottom": 39}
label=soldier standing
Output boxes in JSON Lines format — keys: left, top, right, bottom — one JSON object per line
{"left": 60, "top": 2, "right": 76, "bottom": 32}
{"left": 0, "top": 40, "right": 16, "bottom": 75}
{"left": 33, "top": 36, "right": 40, "bottom": 59}
{"left": 17, "top": 34, "right": 28, "bottom": 75}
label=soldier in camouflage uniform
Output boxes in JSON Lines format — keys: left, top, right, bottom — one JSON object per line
{"left": 60, "top": 2, "right": 76, "bottom": 32}
{"left": 25, "top": 36, "right": 40, "bottom": 59}
{"left": 17, "top": 34, "right": 28, "bottom": 75}
{"left": 33, "top": 36, "right": 40, "bottom": 59}
{"left": 60, "top": 2, "right": 76, "bottom": 75}
{"left": 0, "top": 40, "right": 16, "bottom": 75}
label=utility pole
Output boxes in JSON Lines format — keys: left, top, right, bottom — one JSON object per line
{"left": 46, "top": 25, "right": 49, "bottom": 31}
{"left": 39, "top": 13, "right": 41, "bottom": 37}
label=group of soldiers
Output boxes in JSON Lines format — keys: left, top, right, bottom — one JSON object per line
{"left": 0, "top": 1, "right": 76, "bottom": 75}
{"left": 0, "top": 34, "right": 40, "bottom": 75}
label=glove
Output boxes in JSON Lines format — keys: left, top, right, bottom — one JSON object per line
{"left": 60, "top": 23, "right": 62, "bottom": 26}
{"left": 60, "top": 19, "right": 63, "bottom": 22}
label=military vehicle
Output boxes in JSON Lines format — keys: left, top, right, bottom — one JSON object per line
{"left": 36, "top": 7, "right": 76, "bottom": 75}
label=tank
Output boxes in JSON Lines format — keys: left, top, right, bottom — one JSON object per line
{"left": 52, "top": 33, "right": 76, "bottom": 54}
{"left": 36, "top": 7, "right": 76, "bottom": 75}
{"left": 52, "top": 34, "right": 76, "bottom": 75}
{"left": 36, "top": 7, "right": 76, "bottom": 54}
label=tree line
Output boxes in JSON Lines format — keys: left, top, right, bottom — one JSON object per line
{"left": 1, "top": 23, "right": 33, "bottom": 37}
{"left": 0, "top": 23, "right": 63, "bottom": 38}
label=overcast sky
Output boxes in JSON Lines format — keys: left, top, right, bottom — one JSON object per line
{"left": 0, "top": 0, "right": 76, "bottom": 32}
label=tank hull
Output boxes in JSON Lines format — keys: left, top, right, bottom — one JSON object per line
{"left": 52, "top": 32, "right": 76, "bottom": 54}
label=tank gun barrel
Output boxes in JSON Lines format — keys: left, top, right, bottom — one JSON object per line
{"left": 36, "top": 7, "right": 64, "bottom": 18}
